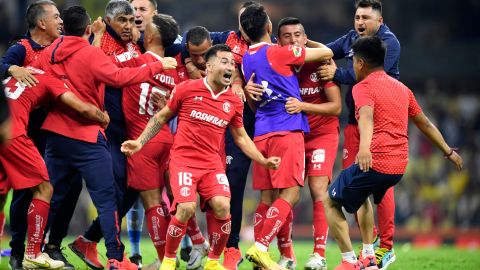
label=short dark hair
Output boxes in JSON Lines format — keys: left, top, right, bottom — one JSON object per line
{"left": 205, "top": 44, "right": 231, "bottom": 62}
{"left": 151, "top": 14, "right": 179, "bottom": 48}
{"left": 26, "top": 0, "right": 56, "bottom": 31}
{"left": 240, "top": 1, "right": 259, "bottom": 9}
{"left": 355, "top": 0, "right": 382, "bottom": 14}
{"left": 352, "top": 36, "right": 385, "bottom": 68}
{"left": 240, "top": 4, "right": 268, "bottom": 43}
{"left": 277, "top": 17, "right": 303, "bottom": 37}
{"left": 133, "top": 0, "right": 157, "bottom": 10}
{"left": 186, "top": 26, "right": 211, "bottom": 46}
{"left": 63, "top": 6, "right": 91, "bottom": 37}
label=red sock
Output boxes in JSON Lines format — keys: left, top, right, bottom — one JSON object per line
{"left": 257, "top": 198, "right": 291, "bottom": 247}
{"left": 254, "top": 202, "right": 270, "bottom": 242}
{"left": 145, "top": 205, "right": 171, "bottom": 260}
{"left": 0, "top": 211, "right": 5, "bottom": 238}
{"left": 377, "top": 187, "right": 395, "bottom": 249}
{"left": 187, "top": 215, "right": 206, "bottom": 245}
{"left": 164, "top": 216, "right": 187, "bottom": 259}
{"left": 26, "top": 199, "right": 49, "bottom": 257}
{"left": 313, "top": 201, "right": 328, "bottom": 257}
{"left": 277, "top": 210, "right": 294, "bottom": 258}
{"left": 206, "top": 211, "right": 231, "bottom": 260}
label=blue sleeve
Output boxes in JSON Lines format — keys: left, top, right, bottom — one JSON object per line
{"left": 210, "top": 31, "right": 232, "bottom": 45}
{"left": 383, "top": 36, "right": 401, "bottom": 79}
{"left": 0, "top": 44, "right": 26, "bottom": 77}
{"left": 327, "top": 34, "right": 348, "bottom": 60}
{"left": 333, "top": 66, "right": 357, "bottom": 85}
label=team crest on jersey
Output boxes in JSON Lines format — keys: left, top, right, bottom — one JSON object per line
{"left": 223, "top": 102, "right": 231, "bottom": 113}
{"left": 310, "top": 72, "right": 319, "bottom": 82}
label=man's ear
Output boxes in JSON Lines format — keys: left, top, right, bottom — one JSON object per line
{"left": 85, "top": 25, "right": 92, "bottom": 36}
{"left": 37, "top": 18, "right": 47, "bottom": 31}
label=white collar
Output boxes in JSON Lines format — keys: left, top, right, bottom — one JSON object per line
{"left": 203, "top": 77, "right": 229, "bottom": 99}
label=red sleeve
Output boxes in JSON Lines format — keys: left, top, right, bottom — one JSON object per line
{"left": 407, "top": 88, "right": 422, "bottom": 117}
{"left": 110, "top": 51, "right": 140, "bottom": 68}
{"left": 352, "top": 83, "right": 374, "bottom": 120}
{"left": 166, "top": 85, "right": 183, "bottom": 114}
{"left": 266, "top": 45, "right": 306, "bottom": 76}
{"left": 44, "top": 75, "right": 71, "bottom": 99}
{"left": 229, "top": 99, "right": 244, "bottom": 128}
{"left": 89, "top": 48, "right": 163, "bottom": 88}
{"left": 323, "top": 80, "right": 339, "bottom": 89}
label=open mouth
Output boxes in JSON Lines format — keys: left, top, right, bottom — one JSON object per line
{"left": 357, "top": 27, "right": 366, "bottom": 34}
{"left": 223, "top": 73, "right": 232, "bottom": 82}
{"left": 135, "top": 19, "right": 143, "bottom": 26}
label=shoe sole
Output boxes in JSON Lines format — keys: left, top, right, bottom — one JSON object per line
{"left": 68, "top": 243, "right": 104, "bottom": 270}
{"left": 380, "top": 254, "right": 396, "bottom": 270}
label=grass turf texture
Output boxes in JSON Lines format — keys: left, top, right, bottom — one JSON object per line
{"left": 1, "top": 237, "right": 479, "bottom": 269}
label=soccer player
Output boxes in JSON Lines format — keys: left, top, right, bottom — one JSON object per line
{"left": 324, "top": 36, "right": 463, "bottom": 270}
{"left": 275, "top": 17, "right": 342, "bottom": 270}
{"left": 0, "top": 1, "right": 70, "bottom": 269}
{"left": 239, "top": 4, "right": 333, "bottom": 270}
{"left": 35, "top": 6, "right": 171, "bottom": 269}
{"left": 121, "top": 44, "right": 281, "bottom": 270}
{"left": 1, "top": 67, "right": 109, "bottom": 270}
{"left": 318, "top": 1, "right": 400, "bottom": 267}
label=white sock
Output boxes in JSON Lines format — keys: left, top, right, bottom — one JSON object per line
{"left": 341, "top": 251, "right": 357, "bottom": 264}
{"left": 363, "top": 243, "right": 375, "bottom": 256}
{"left": 255, "top": 242, "right": 268, "bottom": 252}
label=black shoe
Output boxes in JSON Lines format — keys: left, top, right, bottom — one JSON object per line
{"left": 129, "top": 253, "right": 143, "bottom": 267}
{"left": 9, "top": 253, "right": 23, "bottom": 270}
{"left": 180, "top": 246, "right": 192, "bottom": 262}
{"left": 43, "top": 244, "right": 75, "bottom": 270}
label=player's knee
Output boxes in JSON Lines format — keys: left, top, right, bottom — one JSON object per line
{"left": 32, "top": 181, "right": 53, "bottom": 201}
{"left": 176, "top": 202, "right": 196, "bottom": 221}
{"left": 209, "top": 197, "right": 230, "bottom": 218}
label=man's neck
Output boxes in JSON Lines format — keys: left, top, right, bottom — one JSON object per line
{"left": 206, "top": 77, "right": 224, "bottom": 93}
{"left": 30, "top": 30, "right": 54, "bottom": 46}
{"left": 146, "top": 44, "right": 165, "bottom": 57}
{"left": 250, "top": 34, "right": 272, "bottom": 46}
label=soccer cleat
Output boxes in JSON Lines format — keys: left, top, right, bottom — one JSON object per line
{"left": 107, "top": 257, "right": 138, "bottom": 270}
{"left": 186, "top": 242, "right": 209, "bottom": 270}
{"left": 374, "top": 248, "right": 396, "bottom": 270}
{"left": 277, "top": 256, "right": 296, "bottom": 270}
{"left": 22, "top": 252, "right": 65, "bottom": 270}
{"left": 129, "top": 254, "right": 143, "bottom": 267}
{"left": 159, "top": 257, "right": 177, "bottom": 270}
{"left": 9, "top": 252, "right": 23, "bottom": 270}
{"left": 245, "top": 245, "right": 286, "bottom": 270}
{"left": 139, "top": 259, "right": 160, "bottom": 270}
{"left": 304, "top": 253, "right": 327, "bottom": 270}
{"left": 204, "top": 259, "right": 227, "bottom": 270}
{"left": 361, "top": 255, "right": 378, "bottom": 270}
{"left": 180, "top": 236, "right": 193, "bottom": 262}
{"left": 44, "top": 244, "right": 75, "bottom": 269}
{"left": 68, "top": 235, "right": 104, "bottom": 269}
{"left": 223, "top": 247, "right": 243, "bottom": 270}
{"left": 334, "top": 260, "right": 365, "bottom": 270}
{"left": 372, "top": 236, "right": 380, "bottom": 250}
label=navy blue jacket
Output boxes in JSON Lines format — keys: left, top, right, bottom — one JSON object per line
{"left": 327, "top": 24, "right": 400, "bottom": 124}
{"left": 0, "top": 36, "right": 45, "bottom": 77}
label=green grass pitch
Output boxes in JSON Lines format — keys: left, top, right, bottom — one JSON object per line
{"left": 1, "top": 237, "right": 479, "bottom": 269}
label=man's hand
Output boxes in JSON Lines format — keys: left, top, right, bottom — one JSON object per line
{"left": 232, "top": 83, "right": 246, "bottom": 102}
{"left": 285, "top": 97, "right": 304, "bottom": 114}
{"left": 151, "top": 91, "right": 168, "bottom": 109}
{"left": 121, "top": 140, "right": 142, "bottom": 156}
{"left": 101, "top": 111, "right": 110, "bottom": 129}
{"left": 264, "top": 157, "right": 281, "bottom": 170}
{"left": 355, "top": 148, "right": 372, "bottom": 172}
{"left": 8, "top": 65, "right": 38, "bottom": 87}
{"left": 317, "top": 59, "right": 337, "bottom": 81}
{"left": 446, "top": 150, "right": 463, "bottom": 170}
{"left": 160, "top": 57, "right": 178, "bottom": 70}
{"left": 245, "top": 73, "right": 264, "bottom": 101}
{"left": 131, "top": 27, "right": 141, "bottom": 44}
{"left": 91, "top": 17, "right": 106, "bottom": 36}
{"left": 185, "top": 58, "right": 205, "bottom": 79}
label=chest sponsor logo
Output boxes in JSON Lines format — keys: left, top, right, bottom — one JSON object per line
{"left": 190, "top": 110, "right": 229, "bottom": 127}
{"left": 300, "top": 87, "right": 320, "bottom": 96}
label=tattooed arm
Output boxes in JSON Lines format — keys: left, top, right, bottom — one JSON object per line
{"left": 59, "top": 91, "right": 110, "bottom": 128}
{"left": 121, "top": 106, "right": 174, "bottom": 156}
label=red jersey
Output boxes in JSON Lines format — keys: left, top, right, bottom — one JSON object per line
{"left": 35, "top": 36, "right": 165, "bottom": 143}
{"left": 296, "top": 62, "right": 339, "bottom": 134}
{"left": 167, "top": 78, "right": 244, "bottom": 169}
{"left": 3, "top": 68, "right": 69, "bottom": 138}
{"left": 113, "top": 51, "right": 182, "bottom": 143}
{"left": 353, "top": 71, "right": 422, "bottom": 174}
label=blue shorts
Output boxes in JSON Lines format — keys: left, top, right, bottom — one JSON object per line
{"left": 328, "top": 164, "right": 403, "bottom": 213}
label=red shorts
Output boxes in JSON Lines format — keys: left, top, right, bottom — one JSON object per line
{"left": 168, "top": 161, "right": 231, "bottom": 211}
{"left": 127, "top": 141, "right": 171, "bottom": 191}
{"left": 342, "top": 124, "right": 360, "bottom": 169}
{"left": 252, "top": 132, "right": 305, "bottom": 190}
{"left": 305, "top": 131, "right": 339, "bottom": 180}
{"left": 0, "top": 135, "right": 49, "bottom": 193}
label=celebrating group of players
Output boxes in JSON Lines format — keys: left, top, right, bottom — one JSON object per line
{"left": 0, "top": 0, "right": 463, "bottom": 270}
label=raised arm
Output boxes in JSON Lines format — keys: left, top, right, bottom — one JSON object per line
{"left": 229, "top": 126, "right": 280, "bottom": 170}
{"left": 121, "top": 106, "right": 174, "bottom": 156}
{"left": 304, "top": 47, "right": 333, "bottom": 63}
{"left": 410, "top": 112, "right": 463, "bottom": 170}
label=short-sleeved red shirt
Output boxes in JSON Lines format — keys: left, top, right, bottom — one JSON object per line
{"left": 296, "top": 62, "right": 339, "bottom": 134}
{"left": 167, "top": 78, "right": 243, "bottom": 169}
{"left": 353, "top": 71, "right": 422, "bottom": 174}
